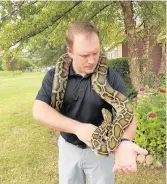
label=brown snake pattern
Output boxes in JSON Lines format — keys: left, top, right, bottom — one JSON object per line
{"left": 51, "top": 53, "right": 134, "bottom": 156}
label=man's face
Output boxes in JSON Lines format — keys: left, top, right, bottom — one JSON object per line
{"left": 67, "top": 33, "right": 100, "bottom": 76}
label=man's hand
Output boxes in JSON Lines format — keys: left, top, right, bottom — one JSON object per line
{"left": 75, "top": 123, "right": 97, "bottom": 147}
{"left": 112, "top": 141, "right": 148, "bottom": 174}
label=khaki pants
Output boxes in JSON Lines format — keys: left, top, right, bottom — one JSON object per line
{"left": 58, "top": 136, "right": 115, "bottom": 184}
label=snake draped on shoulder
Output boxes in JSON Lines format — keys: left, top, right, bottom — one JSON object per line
{"left": 51, "top": 53, "right": 134, "bottom": 156}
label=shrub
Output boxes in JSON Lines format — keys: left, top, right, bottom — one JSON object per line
{"left": 160, "top": 73, "right": 166, "bottom": 89}
{"left": 108, "top": 57, "right": 137, "bottom": 99}
{"left": 134, "top": 89, "right": 166, "bottom": 163}
{"left": 22, "top": 58, "right": 36, "bottom": 69}
{"left": 16, "top": 58, "right": 37, "bottom": 71}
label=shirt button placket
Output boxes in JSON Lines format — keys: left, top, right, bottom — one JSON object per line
{"left": 80, "top": 80, "right": 84, "bottom": 93}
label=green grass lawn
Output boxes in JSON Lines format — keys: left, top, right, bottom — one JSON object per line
{"left": 0, "top": 71, "right": 166, "bottom": 184}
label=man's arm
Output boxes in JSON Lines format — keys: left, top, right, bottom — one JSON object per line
{"left": 107, "top": 69, "right": 137, "bottom": 141}
{"left": 121, "top": 116, "right": 137, "bottom": 141}
{"left": 32, "top": 100, "right": 80, "bottom": 133}
{"left": 107, "top": 69, "right": 148, "bottom": 173}
{"left": 32, "top": 100, "right": 97, "bottom": 146}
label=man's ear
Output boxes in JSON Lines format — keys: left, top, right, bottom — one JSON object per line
{"left": 66, "top": 47, "right": 73, "bottom": 59}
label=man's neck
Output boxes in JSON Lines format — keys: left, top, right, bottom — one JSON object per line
{"left": 72, "top": 63, "right": 86, "bottom": 77}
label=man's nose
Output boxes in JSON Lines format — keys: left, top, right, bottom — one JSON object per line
{"left": 87, "top": 55, "right": 96, "bottom": 64}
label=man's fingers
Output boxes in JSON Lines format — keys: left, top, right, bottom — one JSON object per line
{"left": 132, "top": 143, "right": 148, "bottom": 155}
{"left": 128, "top": 164, "right": 137, "bottom": 173}
{"left": 86, "top": 141, "right": 91, "bottom": 148}
{"left": 102, "top": 135, "right": 108, "bottom": 140}
{"left": 113, "top": 166, "right": 127, "bottom": 174}
{"left": 121, "top": 167, "right": 131, "bottom": 174}
{"left": 113, "top": 164, "right": 137, "bottom": 174}
{"left": 112, "top": 165, "right": 121, "bottom": 172}
{"left": 122, "top": 165, "right": 137, "bottom": 174}
{"left": 117, "top": 169, "right": 124, "bottom": 174}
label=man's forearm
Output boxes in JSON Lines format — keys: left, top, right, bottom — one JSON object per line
{"left": 32, "top": 100, "right": 81, "bottom": 134}
{"left": 121, "top": 116, "right": 137, "bottom": 141}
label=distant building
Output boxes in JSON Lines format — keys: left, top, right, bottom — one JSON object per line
{"left": 106, "top": 45, "right": 122, "bottom": 59}
{"left": 106, "top": 42, "right": 162, "bottom": 75}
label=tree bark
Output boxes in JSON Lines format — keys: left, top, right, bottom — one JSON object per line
{"left": 120, "top": 1, "right": 141, "bottom": 89}
{"left": 156, "top": 43, "right": 166, "bottom": 87}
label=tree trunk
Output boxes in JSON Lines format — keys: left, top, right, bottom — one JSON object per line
{"left": 158, "top": 43, "right": 166, "bottom": 76}
{"left": 120, "top": 1, "right": 141, "bottom": 89}
{"left": 156, "top": 43, "right": 166, "bottom": 88}
{"left": 139, "top": 24, "right": 154, "bottom": 87}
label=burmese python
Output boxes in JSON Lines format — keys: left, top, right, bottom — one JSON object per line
{"left": 51, "top": 53, "right": 134, "bottom": 156}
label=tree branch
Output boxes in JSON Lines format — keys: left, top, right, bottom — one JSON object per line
{"left": 0, "top": 1, "right": 38, "bottom": 22}
{"left": 88, "top": 2, "right": 114, "bottom": 21}
{"left": 9, "top": 1, "right": 82, "bottom": 48}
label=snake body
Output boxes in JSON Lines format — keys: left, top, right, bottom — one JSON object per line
{"left": 51, "top": 53, "right": 134, "bottom": 156}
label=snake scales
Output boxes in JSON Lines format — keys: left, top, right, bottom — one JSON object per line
{"left": 51, "top": 53, "right": 134, "bottom": 156}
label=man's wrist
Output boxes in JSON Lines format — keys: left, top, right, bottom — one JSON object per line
{"left": 70, "top": 120, "right": 82, "bottom": 135}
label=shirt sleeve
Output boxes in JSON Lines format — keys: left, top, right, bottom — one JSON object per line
{"left": 104, "top": 68, "right": 128, "bottom": 113}
{"left": 107, "top": 68, "right": 127, "bottom": 97}
{"left": 35, "top": 68, "right": 55, "bottom": 105}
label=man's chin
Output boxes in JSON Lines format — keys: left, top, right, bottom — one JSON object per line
{"left": 85, "top": 68, "right": 95, "bottom": 74}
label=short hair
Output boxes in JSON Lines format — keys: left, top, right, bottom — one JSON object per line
{"left": 66, "top": 21, "right": 99, "bottom": 48}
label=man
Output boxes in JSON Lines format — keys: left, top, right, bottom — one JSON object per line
{"left": 32, "top": 22, "right": 148, "bottom": 184}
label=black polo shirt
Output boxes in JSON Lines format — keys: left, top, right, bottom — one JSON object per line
{"left": 36, "top": 62, "right": 127, "bottom": 147}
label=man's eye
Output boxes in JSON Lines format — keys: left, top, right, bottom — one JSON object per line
{"left": 81, "top": 55, "right": 88, "bottom": 58}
